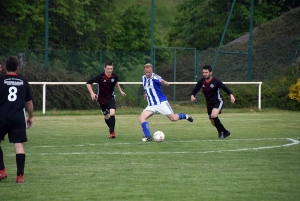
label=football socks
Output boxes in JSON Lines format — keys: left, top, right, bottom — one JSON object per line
{"left": 213, "top": 117, "right": 223, "bottom": 133}
{"left": 178, "top": 113, "right": 187, "bottom": 120}
{"left": 0, "top": 147, "right": 4, "bottom": 170}
{"left": 109, "top": 116, "right": 115, "bottom": 134}
{"left": 141, "top": 122, "right": 151, "bottom": 138}
{"left": 16, "top": 154, "right": 25, "bottom": 176}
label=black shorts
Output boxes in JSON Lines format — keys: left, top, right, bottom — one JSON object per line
{"left": 99, "top": 97, "right": 116, "bottom": 115}
{"left": 0, "top": 117, "right": 28, "bottom": 143}
{"left": 207, "top": 102, "right": 223, "bottom": 119}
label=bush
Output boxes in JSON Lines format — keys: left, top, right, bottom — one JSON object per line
{"left": 289, "top": 78, "right": 300, "bottom": 102}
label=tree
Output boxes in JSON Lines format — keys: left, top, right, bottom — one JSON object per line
{"left": 0, "top": 0, "right": 120, "bottom": 50}
{"left": 168, "top": 0, "right": 299, "bottom": 50}
{"left": 0, "top": 0, "right": 45, "bottom": 49}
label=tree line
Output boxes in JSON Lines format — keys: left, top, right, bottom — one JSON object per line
{"left": 0, "top": 0, "right": 299, "bottom": 51}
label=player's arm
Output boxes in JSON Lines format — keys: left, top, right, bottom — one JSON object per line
{"left": 86, "top": 78, "right": 97, "bottom": 100}
{"left": 25, "top": 100, "right": 33, "bottom": 128}
{"left": 116, "top": 82, "right": 126, "bottom": 97}
{"left": 190, "top": 81, "right": 202, "bottom": 102}
{"left": 160, "top": 79, "right": 169, "bottom": 86}
{"left": 218, "top": 81, "right": 235, "bottom": 104}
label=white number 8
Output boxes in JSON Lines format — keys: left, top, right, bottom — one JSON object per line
{"left": 8, "top": 86, "right": 18, "bottom": 101}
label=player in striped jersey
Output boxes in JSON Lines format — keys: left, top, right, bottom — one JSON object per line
{"left": 139, "top": 63, "right": 193, "bottom": 142}
{"left": 86, "top": 61, "right": 126, "bottom": 139}
{"left": 190, "top": 65, "right": 235, "bottom": 139}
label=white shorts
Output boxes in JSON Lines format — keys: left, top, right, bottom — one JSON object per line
{"left": 143, "top": 101, "right": 174, "bottom": 115}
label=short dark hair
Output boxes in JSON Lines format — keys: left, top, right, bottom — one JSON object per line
{"left": 5, "top": 56, "right": 19, "bottom": 72}
{"left": 105, "top": 61, "right": 113, "bottom": 67}
{"left": 203, "top": 65, "right": 212, "bottom": 72}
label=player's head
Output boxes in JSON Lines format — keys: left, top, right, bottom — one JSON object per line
{"left": 5, "top": 56, "right": 19, "bottom": 72}
{"left": 202, "top": 65, "right": 212, "bottom": 79}
{"left": 104, "top": 61, "right": 113, "bottom": 76}
{"left": 144, "top": 63, "right": 153, "bottom": 78}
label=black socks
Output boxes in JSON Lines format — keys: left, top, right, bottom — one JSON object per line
{"left": 0, "top": 147, "right": 4, "bottom": 170}
{"left": 16, "top": 153, "right": 25, "bottom": 176}
{"left": 213, "top": 117, "right": 225, "bottom": 133}
{"left": 105, "top": 116, "right": 116, "bottom": 133}
{"left": 109, "top": 116, "right": 115, "bottom": 133}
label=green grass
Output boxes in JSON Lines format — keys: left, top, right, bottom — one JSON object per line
{"left": 1, "top": 111, "right": 300, "bottom": 200}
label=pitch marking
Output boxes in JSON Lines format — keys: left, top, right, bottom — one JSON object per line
{"left": 4, "top": 137, "right": 298, "bottom": 156}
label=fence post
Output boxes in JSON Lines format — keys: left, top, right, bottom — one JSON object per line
{"left": 173, "top": 48, "right": 177, "bottom": 102}
{"left": 248, "top": 0, "right": 254, "bottom": 81}
{"left": 44, "top": 0, "right": 49, "bottom": 69}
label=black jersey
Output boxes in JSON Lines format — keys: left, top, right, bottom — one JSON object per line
{"left": 0, "top": 74, "right": 32, "bottom": 121}
{"left": 191, "top": 77, "right": 232, "bottom": 107}
{"left": 86, "top": 73, "right": 119, "bottom": 104}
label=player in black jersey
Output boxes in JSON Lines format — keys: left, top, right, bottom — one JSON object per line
{"left": 86, "top": 61, "right": 126, "bottom": 139}
{"left": 190, "top": 65, "right": 235, "bottom": 139}
{"left": 0, "top": 56, "right": 34, "bottom": 183}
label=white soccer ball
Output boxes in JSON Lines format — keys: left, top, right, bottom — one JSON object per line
{"left": 153, "top": 131, "right": 165, "bottom": 142}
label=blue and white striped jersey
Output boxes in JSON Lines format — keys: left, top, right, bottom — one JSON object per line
{"left": 142, "top": 73, "right": 168, "bottom": 106}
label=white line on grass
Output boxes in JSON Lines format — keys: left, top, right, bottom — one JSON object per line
{"left": 29, "top": 137, "right": 300, "bottom": 148}
{"left": 4, "top": 137, "right": 298, "bottom": 156}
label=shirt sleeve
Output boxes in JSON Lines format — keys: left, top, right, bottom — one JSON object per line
{"left": 190, "top": 80, "right": 202, "bottom": 96}
{"left": 217, "top": 79, "right": 232, "bottom": 96}
{"left": 25, "top": 82, "right": 33, "bottom": 102}
{"left": 86, "top": 75, "right": 100, "bottom": 84}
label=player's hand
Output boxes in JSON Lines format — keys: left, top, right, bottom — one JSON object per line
{"left": 144, "top": 94, "right": 147, "bottom": 100}
{"left": 91, "top": 93, "right": 97, "bottom": 101}
{"left": 120, "top": 91, "right": 126, "bottom": 97}
{"left": 26, "top": 117, "right": 33, "bottom": 129}
{"left": 230, "top": 94, "right": 235, "bottom": 104}
{"left": 191, "top": 95, "right": 196, "bottom": 102}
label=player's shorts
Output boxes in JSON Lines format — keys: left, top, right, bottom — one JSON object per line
{"left": 207, "top": 101, "right": 223, "bottom": 119}
{"left": 0, "top": 116, "right": 28, "bottom": 143}
{"left": 143, "top": 101, "right": 174, "bottom": 115}
{"left": 99, "top": 97, "right": 117, "bottom": 115}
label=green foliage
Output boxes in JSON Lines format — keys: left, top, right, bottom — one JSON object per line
{"left": 168, "top": 0, "right": 298, "bottom": 50}
{"left": 0, "top": 0, "right": 154, "bottom": 51}
{"left": 288, "top": 78, "right": 300, "bottom": 102}
{"left": 114, "top": 0, "right": 182, "bottom": 39}
{"left": 112, "top": 5, "right": 151, "bottom": 51}
{"left": 262, "top": 75, "right": 300, "bottom": 111}
{"left": 0, "top": 0, "right": 45, "bottom": 49}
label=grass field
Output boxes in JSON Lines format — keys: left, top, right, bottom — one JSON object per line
{"left": 1, "top": 110, "right": 300, "bottom": 201}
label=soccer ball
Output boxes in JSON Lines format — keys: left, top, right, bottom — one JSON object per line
{"left": 153, "top": 131, "right": 165, "bottom": 142}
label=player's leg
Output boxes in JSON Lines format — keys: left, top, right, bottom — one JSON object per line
{"left": 100, "top": 103, "right": 110, "bottom": 129}
{"left": 208, "top": 107, "right": 222, "bottom": 138}
{"left": 107, "top": 98, "right": 117, "bottom": 138}
{"left": 0, "top": 127, "right": 8, "bottom": 181}
{"left": 139, "top": 109, "right": 154, "bottom": 141}
{"left": 108, "top": 108, "right": 116, "bottom": 138}
{"left": 159, "top": 102, "right": 193, "bottom": 122}
{"left": 167, "top": 113, "right": 193, "bottom": 122}
{"left": 211, "top": 106, "right": 230, "bottom": 139}
{"left": 14, "top": 143, "right": 25, "bottom": 183}
{"left": 8, "top": 120, "right": 28, "bottom": 183}
{"left": 0, "top": 142, "right": 7, "bottom": 181}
